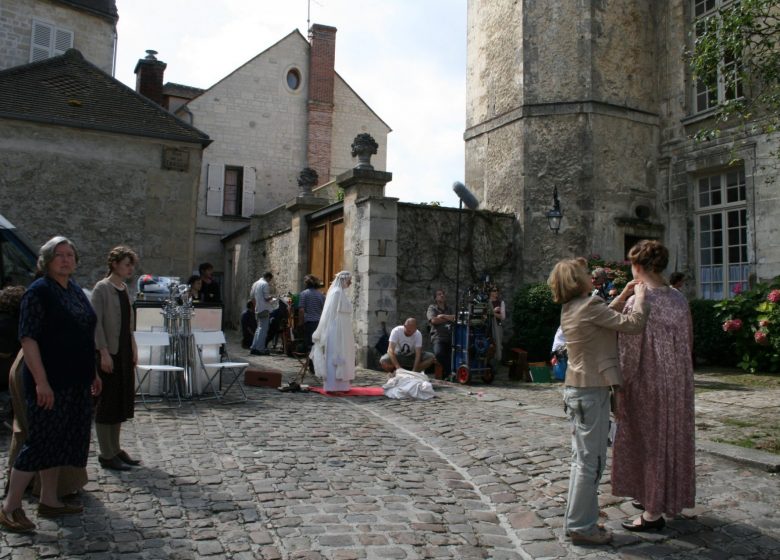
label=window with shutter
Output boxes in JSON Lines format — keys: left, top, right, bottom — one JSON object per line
{"left": 30, "top": 19, "right": 73, "bottom": 62}
{"left": 241, "top": 167, "right": 256, "bottom": 217}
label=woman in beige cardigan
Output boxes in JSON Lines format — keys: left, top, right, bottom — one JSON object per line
{"left": 548, "top": 259, "right": 649, "bottom": 546}
{"left": 91, "top": 246, "right": 139, "bottom": 471}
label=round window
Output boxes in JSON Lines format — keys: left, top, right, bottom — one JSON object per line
{"left": 286, "top": 68, "right": 301, "bottom": 90}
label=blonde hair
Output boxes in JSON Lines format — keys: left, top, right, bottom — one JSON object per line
{"left": 548, "top": 259, "right": 591, "bottom": 304}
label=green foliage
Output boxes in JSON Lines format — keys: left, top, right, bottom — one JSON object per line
{"left": 689, "top": 299, "right": 738, "bottom": 367}
{"left": 511, "top": 282, "right": 561, "bottom": 361}
{"left": 715, "top": 277, "right": 780, "bottom": 372}
{"left": 687, "top": 0, "right": 780, "bottom": 143}
{"left": 336, "top": 188, "right": 345, "bottom": 202}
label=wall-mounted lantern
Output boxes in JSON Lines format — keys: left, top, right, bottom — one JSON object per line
{"left": 546, "top": 186, "right": 563, "bottom": 234}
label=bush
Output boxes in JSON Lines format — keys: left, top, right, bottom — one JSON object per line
{"left": 511, "top": 282, "right": 561, "bottom": 361}
{"left": 715, "top": 277, "right": 780, "bottom": 373}
{"left": 689, "top": 299, "right": 737, "bottom": 367}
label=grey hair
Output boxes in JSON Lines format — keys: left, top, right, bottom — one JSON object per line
{"left": 37, "top": 236, "right": 79, "bottom": 273}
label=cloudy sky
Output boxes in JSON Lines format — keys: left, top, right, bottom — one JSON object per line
{"left": 114, "top": 0, "right": 467, "bottom": 208}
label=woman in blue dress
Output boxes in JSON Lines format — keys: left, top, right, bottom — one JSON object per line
{"left": 0, "top": 236, "right": 102, "bottom": 533}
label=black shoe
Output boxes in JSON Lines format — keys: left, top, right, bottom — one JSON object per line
{"left": 250, "top": 349, "right": 263, "bottom": 356}
{"left": 631, "top": 500, "right": 645, "bottom": 510}
{"left": 98, "top": 456, "right": 130, "bottom": 471}
{"left": 116, "top": 450, "right": 141, "bottom": 466}
{"left": 622, "top": 515, "right": 665, "bottom": 532}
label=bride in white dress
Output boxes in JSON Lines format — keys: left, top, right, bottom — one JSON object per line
{"left": 309, "top": 271, "right": 356, "bottom": 392}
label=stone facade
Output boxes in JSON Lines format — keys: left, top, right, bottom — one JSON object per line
{"left": 0, "top": 119, "right": 202, "bottom": 288}
{"left": 181, "top": 29, "right": 390, "bottom": 309}
{"left": 0, "top": 0, "right": 116, "bottom": 74}
{"left": 465, "top": 0, "right": 780, "bottom": 294}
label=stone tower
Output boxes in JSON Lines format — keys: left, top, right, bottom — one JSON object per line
{"left": 465, "top": 0, "right": 666, "bottom": 282}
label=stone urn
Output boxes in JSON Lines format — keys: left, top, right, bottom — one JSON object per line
{"left": 297, "top": 167, "right": 318, "bottom": 196}
{"left": 351, "top": 133, "right": 379, "bottom": 170}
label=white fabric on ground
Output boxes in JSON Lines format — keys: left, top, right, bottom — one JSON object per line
{"left": 383, "top": 369, "right": 435, "bottom": 400}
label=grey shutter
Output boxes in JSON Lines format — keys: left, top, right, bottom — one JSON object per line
{"left": 53, "top": 28, "right": 73, "bottom": 55}
{"left": 31, "top": 20, "right": 53, "bottom": 62}
{"left": 206, "top": 163, "right": 225, "bottom": 216}
{"left": 241, "top": 167, "right": 256, "bottom": 217}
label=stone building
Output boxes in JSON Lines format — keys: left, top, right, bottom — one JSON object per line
{"left": 132, "top": 24, "right": 391, "bottom": 300}
{"left": 465, "top": 0, "right": 780, "bottom": 298}
{"left": 0, "top": 0, "right": 118, "bottom": 75}
{"left": 0, "top": 49, "right": 210, "bottom": 285}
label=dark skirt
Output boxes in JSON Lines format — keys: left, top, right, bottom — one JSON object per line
{"left": 14, "top": 384, "right": 94, "bottom": 471}
{"left": 95, "top": 335, "right": 135, "bottom": 424}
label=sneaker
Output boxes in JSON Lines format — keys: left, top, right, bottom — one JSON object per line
{"left": 569, "top": 527, "right": 613, "bottom": 545}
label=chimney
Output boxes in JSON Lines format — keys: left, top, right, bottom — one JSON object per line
{"left": 134, "top": 49, "right": 166, "bottom": 106}
{"left": 306, "top": 24, "right": 337, "bottom": 185}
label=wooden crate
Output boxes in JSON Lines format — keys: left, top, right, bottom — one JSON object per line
{"left": 244, "top": 369, "right": 282, "bottom": 388}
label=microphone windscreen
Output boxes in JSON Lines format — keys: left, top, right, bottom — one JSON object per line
{"left": 452, "top": 182, "right": 479, "bottom": 210}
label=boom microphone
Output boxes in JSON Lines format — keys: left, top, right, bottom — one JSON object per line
{"left": 452, "top": 181, "right": 479, "bottom": 210}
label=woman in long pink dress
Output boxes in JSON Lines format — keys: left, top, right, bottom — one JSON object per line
{"left": 612, "top": 240, "right": 695, "bottom": 532}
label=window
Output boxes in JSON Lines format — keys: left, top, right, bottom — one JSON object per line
{"left": 205, "top": 163, "right": 255, "bottom": 218}
{"left": 30, "top": 19, "right": 73, "bottom": 63}
{"left": 696, "top": 167, "right": 750, "bottom": 299}
{"left": 692, "top": 0, "right": 744, "bottom": 113}
{"left": 286, "top": 68, "right": 301, "bottom": 90}
{"left": 223, "top": 166, "right": 243, "bottom": 216}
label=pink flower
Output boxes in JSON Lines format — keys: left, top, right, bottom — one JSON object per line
{"left": 754, "top": 331, "right": 769, "bottom": 345}
{"left": 732, "top": 283, "right": 743, "bottom": 295}
{"left": 722, "top": 319, "right": 743, "bottom": 332}
{"left": 767, "top": 289, "right": 780, "bottom": 303}
{"left": 759, "top": 319, "right": 770, "bottom": 328}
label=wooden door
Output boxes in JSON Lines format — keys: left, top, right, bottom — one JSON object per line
{"left": 308, "top": 211, "right": 343, "bottom": 287}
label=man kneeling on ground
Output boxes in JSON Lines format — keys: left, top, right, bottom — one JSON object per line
{"left": 380, "top": 318, "right": 435, "bottom": 374}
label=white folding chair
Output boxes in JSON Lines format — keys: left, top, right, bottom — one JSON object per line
{"left": 193, "top": 331, "right": 249, "bottom": 403}
{"left": 134, "top": 331, "right": 186, "bottom": 409}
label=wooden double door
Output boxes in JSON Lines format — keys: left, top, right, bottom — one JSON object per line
{"left": 307, "top": 210, "right": 343, "bottom": 288}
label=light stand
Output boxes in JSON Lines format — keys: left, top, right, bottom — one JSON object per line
{"left": 451, "top": 182, "right": 479, "bottom": 381}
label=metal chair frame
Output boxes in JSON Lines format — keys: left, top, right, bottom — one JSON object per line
{"left": 134, "top": 331, "right": 187, "bottom": 410}
{"left": 193, "top": 330, "right": 249, "bottom": 404}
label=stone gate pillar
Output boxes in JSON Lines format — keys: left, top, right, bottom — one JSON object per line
{"left": 338, "top": 135, "right": 395, "bottom": 367}
{"left": 286, "top": 168, "right": 329, "bottom": 291}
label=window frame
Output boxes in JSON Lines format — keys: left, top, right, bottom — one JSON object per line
{"left": 691, "top": 0, "right": 745, "bottom": 114}
{"left": 222, "top": 166, "right": 244, "bottom": 217}
{"left": 694, "top": 166, "right": 751, "bottom": 299}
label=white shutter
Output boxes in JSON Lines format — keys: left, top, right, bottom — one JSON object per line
{"left": 53, "top": 28, "right": 74, "bottom": 55}
{"left": 31, "top": 20, "right": 53, "bottom": 62}
{"left": 206, "top": 163, "right": 225, "bottom": 216}
{"left": 241, "top": 167, "right": 256, "bottom": 217}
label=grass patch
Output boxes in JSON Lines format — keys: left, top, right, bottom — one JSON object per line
{"left": 720, "top": 417, "right": 758, "bottom": 428}
{"left": 696, "top": 369, "right": 780, "bottom": 389}
{"left": 714, "top": 435, "right": 780, "bottom": 455}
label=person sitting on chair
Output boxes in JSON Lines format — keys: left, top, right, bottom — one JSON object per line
{"left": 380, "top": 318, "right": 436, "bottom": 374}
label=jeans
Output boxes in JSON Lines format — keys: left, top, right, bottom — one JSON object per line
{"left": 432, "top": 339, "right": 452, "bottom": 376}
{"left": 251, "top": 310, "right": 270, "bottom": 352}
{"left": 563, "top": 385, "right": 611, "bottom": 535}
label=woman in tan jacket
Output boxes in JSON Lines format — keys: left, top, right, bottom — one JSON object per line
{"left": 548, "top": 259, "right": 649, "bottom": 545}
{"left": 91, "top": 246, "right": 139, "bottom": 471}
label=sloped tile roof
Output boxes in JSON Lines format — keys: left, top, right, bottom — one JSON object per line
{"left": 0, "top": 49, "right": 211, "bottom": 146}
{"left": 56, "top": 0, "right": 118, "bottom": 23}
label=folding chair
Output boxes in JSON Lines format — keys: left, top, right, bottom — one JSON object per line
{"left": 193, "top": 331, "right": 249, "bottom": 403}
{"left": 134, "top": 331, "right": 186, "bottom": 409}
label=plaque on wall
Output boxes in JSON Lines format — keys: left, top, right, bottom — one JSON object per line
{"left": 162, "top": 147, "right": 190, "bottom": 171}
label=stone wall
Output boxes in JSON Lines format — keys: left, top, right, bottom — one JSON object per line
{"left": 395, "top": 202, "right": 519, "bottom": 353}
{"left": 0, "top": 0, "right": 116, "bottom": 74}
{"left": 0, "top": 119, "right": 202, "bottom": 289}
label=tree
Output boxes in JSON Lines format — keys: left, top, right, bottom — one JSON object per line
{"left": 687, "top": 0, "right": 780, "bottom": 143}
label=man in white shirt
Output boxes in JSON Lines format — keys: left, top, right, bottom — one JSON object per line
{"left": 250, "top": 272, "right": 275, "bottom": 355}
{"left": 380, "top": 317, "right": 435, "bottom": 373}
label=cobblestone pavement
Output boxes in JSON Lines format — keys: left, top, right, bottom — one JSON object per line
{"left": 0, "top": 338, "right": 778, "bottom": 559}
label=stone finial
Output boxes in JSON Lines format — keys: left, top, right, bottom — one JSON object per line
{"left": 351, "top": 133, "right": 379, "bottom": 170}
{"left": 297, "top": 167, "right": 318, "bottom": 195}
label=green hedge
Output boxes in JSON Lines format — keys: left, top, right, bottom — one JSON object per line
{"left": 689, "top": 298, "right": 737, "bottom": 367}
{"left": 511, "top": 282, "right": 561, "bottom": 362}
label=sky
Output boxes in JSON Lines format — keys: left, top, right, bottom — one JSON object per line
{"left": 114, "top": 0, "right": 467, "bottom": 208}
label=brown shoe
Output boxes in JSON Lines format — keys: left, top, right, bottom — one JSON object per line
{"left": 116, "top": 449, "right": 141, "bottom": 466}
{"left": 37, "top": 502, "right": 84, "bottom": 518}
{"left": 0, "top": 508, "right": 33, "bottom": 533}
{"left": 11, "top": 508, "right": 35, "bottom": 530}
{"left": 570, "top": 527, "right": 613, "bottom": 545}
